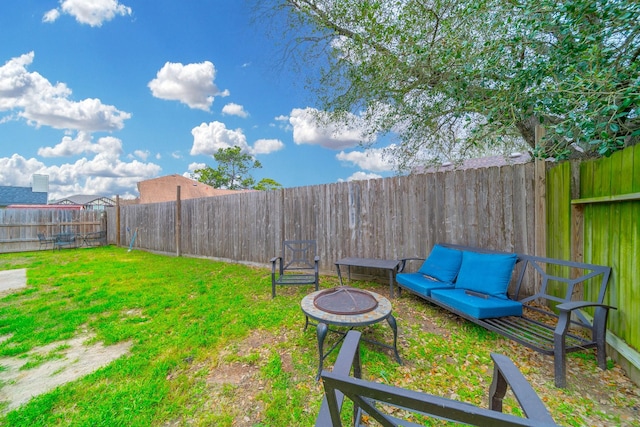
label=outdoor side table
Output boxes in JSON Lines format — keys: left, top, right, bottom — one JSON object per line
{"left": 335, "top": 257, "right": 401, "bottom": 298}
{"left": 301, "top": 287, "right": 401, "bottom": 380}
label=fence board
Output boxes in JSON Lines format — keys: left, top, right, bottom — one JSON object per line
{"left": 0, "top": 209, "right": 104, "bottom": 253}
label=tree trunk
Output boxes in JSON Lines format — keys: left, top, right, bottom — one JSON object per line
{"left": 516, "top": 115, "right": 541, "bottom": 150}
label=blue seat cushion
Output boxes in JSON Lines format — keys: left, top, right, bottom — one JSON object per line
{"left": 430, "top": 289, "right": 523, "bottom": 319}
{"left": 417, "top": 244, "right": 463, "bottom": 283}
{"left": 454, "top": 251, "right": 517, "bottom": 299}
{"left": 397, "top": 272, "right": 454, "bottom": 296}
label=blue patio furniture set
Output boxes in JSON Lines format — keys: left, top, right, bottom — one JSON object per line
{"left": 395, "top": 243, "right": 614, "bottom": 388}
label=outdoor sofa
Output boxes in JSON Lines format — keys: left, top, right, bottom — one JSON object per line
{"left": 396, "top": 243, "right": 614, "bottom": 388}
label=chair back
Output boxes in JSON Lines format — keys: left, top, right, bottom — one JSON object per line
{"left": 282, "top": 240, "right": 317, "bottom": 271}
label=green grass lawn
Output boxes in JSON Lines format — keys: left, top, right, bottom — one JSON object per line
{"left": 0, "top": 247, "right": 638, "bottom": 426}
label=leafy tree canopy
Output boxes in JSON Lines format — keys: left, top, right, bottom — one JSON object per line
{"left": 273, "top": 0, "right": 639, "bottom": 169}
{"left": 192, "top": 146, "right": 282, "bottom": 190}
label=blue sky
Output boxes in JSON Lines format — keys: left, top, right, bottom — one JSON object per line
{"left": 0, "top": 0, "right": 395, "bottom": 200}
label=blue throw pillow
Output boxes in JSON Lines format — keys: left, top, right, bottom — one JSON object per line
{"left": 417, "top": 244, "right": 463, "bottom": 283}
{"left": 454, "top": 251, "right": 517, "bottom": 299}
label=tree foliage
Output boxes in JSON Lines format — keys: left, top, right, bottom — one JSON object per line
{"left": 192, "top": 146, "right": 282, "bottom": 190}
{"left": 275, "top": 0, "right": 639, "bottom": 168}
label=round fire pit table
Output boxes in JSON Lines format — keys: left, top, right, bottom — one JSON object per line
{"left": 301, "top": 287, "right": 401, "bottom": 380}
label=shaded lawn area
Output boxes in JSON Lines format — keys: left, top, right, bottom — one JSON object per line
{"left": 0, "top": 247, "right": 638, "bottom": 426}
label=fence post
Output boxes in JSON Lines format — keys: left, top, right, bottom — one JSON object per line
{"left": 534, "top": 125, "right": 547, "bottom": 258}
{"left": 570, "top": 161, "right": 584, "bottom": 297}
{"left": 176, "top": 186, "right": 181, "bottom": 257}
{"left": 116, "top": 195, "right": 121, "bottom": 247}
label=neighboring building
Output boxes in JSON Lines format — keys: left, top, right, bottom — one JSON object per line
{"left": 50, "top": 195, "right": 115, "bottom": 210}
{"left": 137, "top": 174, "right": 243, "bottom": 204}
{"left": 0, "top": 174, "right": 49, "bottom": 207}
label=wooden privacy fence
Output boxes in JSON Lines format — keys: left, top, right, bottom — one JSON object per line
{"left": 111, "top": 162, "right": 539, "bottom": 294}
{"left": 546, "top": 144, "right": 640, "bottom": 382}
{"left": 0, "top": 209, "right": 105, "bottom": 253}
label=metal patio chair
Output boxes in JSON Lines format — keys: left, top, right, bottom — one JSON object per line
{"left": 271, "top": 240, "right": 320, "bottom": 298}
{"left": 37, "top": 233, "right": 55, "bottom": 250}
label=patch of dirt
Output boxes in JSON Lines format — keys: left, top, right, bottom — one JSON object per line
{"left": 206, "top": 330, "right": 292, "bottom": 425}
{"left": 0, "top": 269, "right": 27, "bottom": 294}
{"left": 164, "top": 329, "right": 299, "bottom": 426}
{"left": 0, "top": 332, "right": 132, "bottom": 413}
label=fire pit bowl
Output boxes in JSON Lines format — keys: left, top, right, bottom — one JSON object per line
{"left": 313, "top": 286, "right": 378, "bottom": 315}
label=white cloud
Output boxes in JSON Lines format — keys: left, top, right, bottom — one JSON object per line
{"left": 42, "top": 9, "right": 60, "bottom": 23}
{"left": 344, "top": 171, "right": 383, "bottom": 182}
{"left": 44, "top": 0, "right": 132, "bottom": 27}
{"left": 288, "top": 107, "right": 373, "bottom": 150}
{"left": 184, "top": 163, "right": 208, "bottom": 181}
{"left": 37, "top": 132, "right": 123, "bottom": 158}
{"left": 190, "top": 121, "right": 250, "bottom": 155}
{"left": 187, "top": 162, "right": 206, "bottom": 173}
{"left": 222, "top": 103, "right": 248, "bottom": 118}
{"left": 0, "top": 52, "right": 131, "bottom": 131}
{"left": 252, "top": 139, "right": 284, "bottom": 155}
{"left": 336, "top": 147, "right": 395, "bottom": 172}
{"left": 131, "top": 149, "right": 150, "bottom": 161}
{"left": 148, "top": 61, "right": 228, "bottom": 111}
{"left": 190, "top": 122, "right": 284, "bottom": 157}
{"left": 0, "top": 151, "right": 160, "bottom": 200}
{"left": 0, "top": 154, "right": 47, "bottom": 187}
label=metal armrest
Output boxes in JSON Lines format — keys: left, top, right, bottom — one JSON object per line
{"left": 398, "top": 257, "right": 426, "bottom": 273}
{"left": 552, "top": 302, "right": 616, "bottom": 386}
{"left": 556, "top": 301, "right": 617, "bottom": 313}
{"left": 270, "top": 256, "right": 281, "bottom": 271}
{"left": 316, "top": 331, "right": 362, "bottom": 427}
{"left": 489, "top": 353, "right": 555, "bottom": 423}
{"left": 555, "top": 301, "right": 616, "bottom": 336}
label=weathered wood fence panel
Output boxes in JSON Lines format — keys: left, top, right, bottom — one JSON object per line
{"left": 1, "top": 164, "right": 537, "bottom": 291}
{"left": 0, "top": 209, "right": 104, "bottom": 253}
{"left": 118, "top": 202, "right": 176, "bottom": 253}
{"left": 112, "top": 164, "right": 537, "bottom": 282}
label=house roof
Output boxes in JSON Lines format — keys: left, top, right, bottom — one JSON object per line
{"left": 50, "top": 195, "right": 115, "bottom": 206}
{"left": 0, "top": 186, "right": 48, "bottom": 207}
{"left": 6, "top": 204, "right": 82, "bottom": 210}
{"left": 137, "top": 174, "right": 244, "bottom": 204}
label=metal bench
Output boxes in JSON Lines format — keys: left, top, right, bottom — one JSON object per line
{"left": 82, "top": 230, "right": 107, "bottom": 247}
{"left": 397, "top": 244, "right": 615, "bottom": 388}
{"left": 316, "top": 330, "right": 558, "bottom": 426}
{"left": 53, "top": 233, "right": 77, "bottom": 250}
